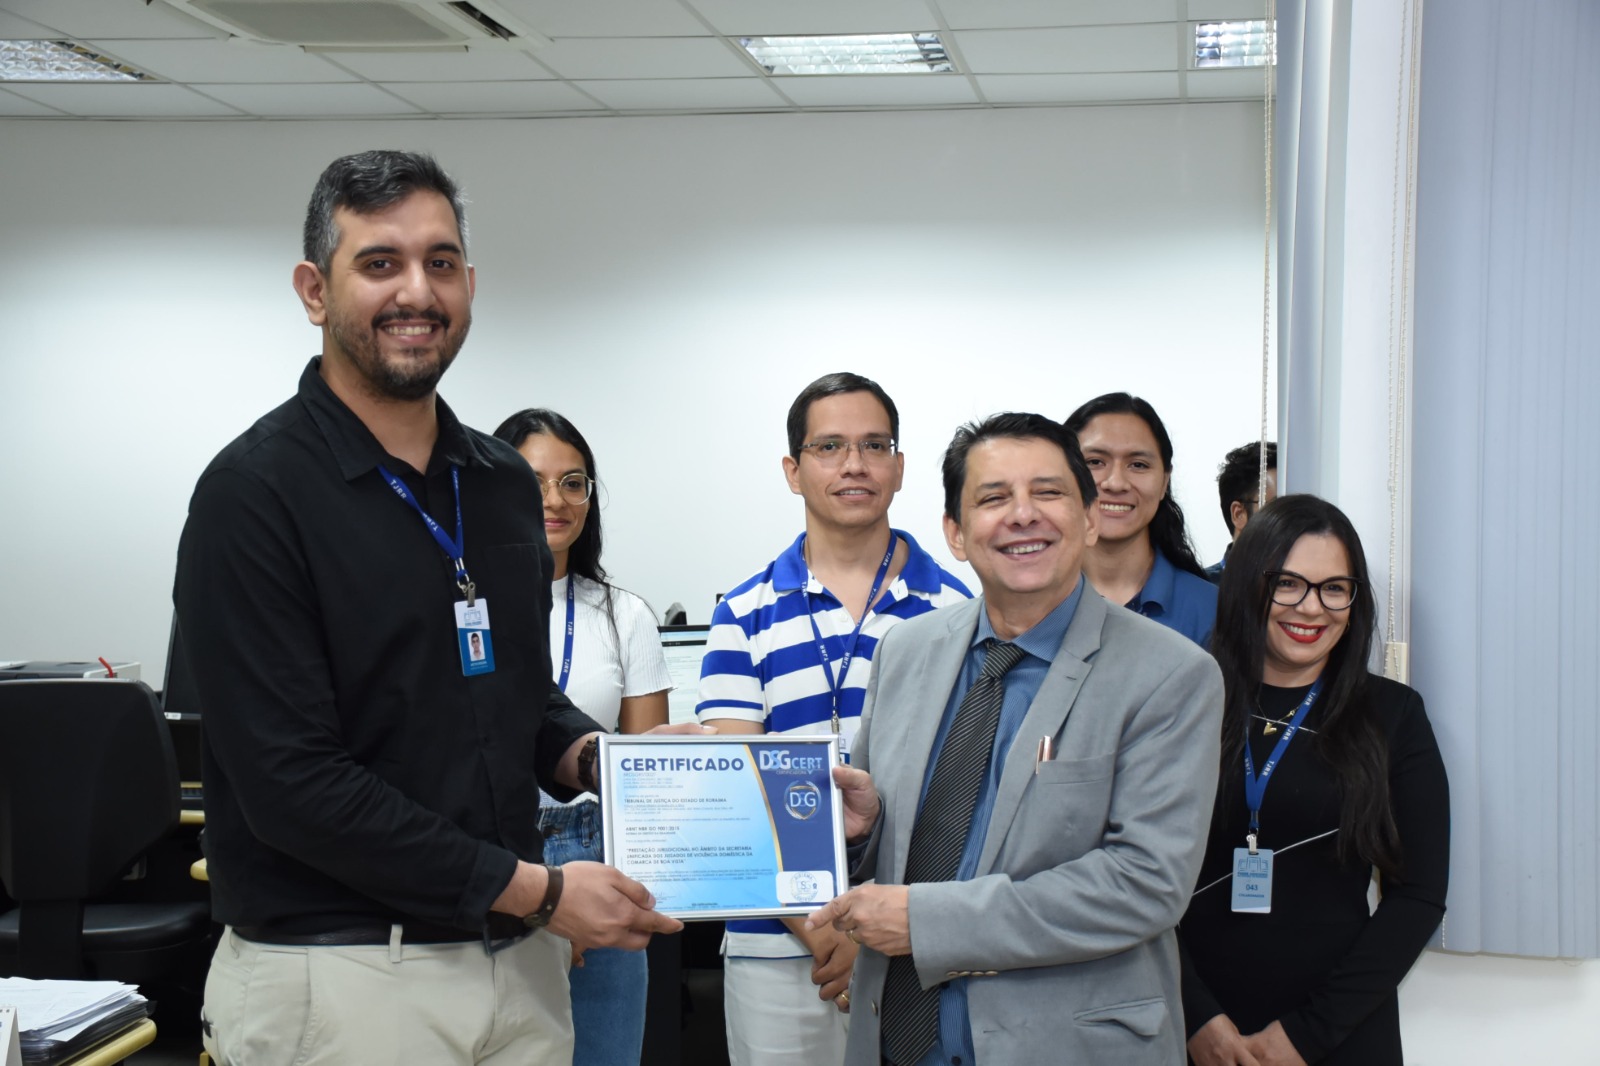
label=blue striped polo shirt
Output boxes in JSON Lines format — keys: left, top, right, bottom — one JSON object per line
{"left": 697, "top": 528, "right": 971, "bottom": 956}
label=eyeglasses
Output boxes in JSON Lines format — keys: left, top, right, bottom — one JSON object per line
{"left": 797, "top": 437, "right": 898, "bottom": 467}
{"left": 535, "top": 473, "right": 594, "bottom": 505}
{"left": 1264, "top": 570, "right": 1357, "bottom": 611}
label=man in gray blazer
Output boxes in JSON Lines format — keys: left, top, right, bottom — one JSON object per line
{"left": 806, "top": 412, "right": 1223, "bottom": 1065}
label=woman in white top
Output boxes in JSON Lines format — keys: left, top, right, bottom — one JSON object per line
{"left": 494, "top": 408, "right": 671, "bottom": 1066}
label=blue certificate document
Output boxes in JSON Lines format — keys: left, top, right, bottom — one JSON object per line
{"left": 598, "top": 734, "right": 847, "bottom": 920}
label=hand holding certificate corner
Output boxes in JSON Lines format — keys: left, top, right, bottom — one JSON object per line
{"left": 804, "top": 762, "right": 912, "bottom": 957}
{"left": 598, "top": 734, "right": 849, "bottom": 920}
{"left": 830, "top": 761, "right": 882, "bottom": 843}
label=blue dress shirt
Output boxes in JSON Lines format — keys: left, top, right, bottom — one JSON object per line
{"left": 1203, "top": 550, "right": 1228, "bottom": 585}
{"left": 904, "top": 579, "right": 1085, "bottom": 1066}
{"left": 1128, "top": 549, "right": 1218, "bottom": 648}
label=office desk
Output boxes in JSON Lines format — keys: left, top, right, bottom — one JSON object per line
{"left": 58, "top": 1016, "right": 156, "bottom": 1065}
{"left": 190, "top": 860, "right": 207, "bottom": 883}
{"left": 178, "top": 810, "right": 204, "bottom": 827}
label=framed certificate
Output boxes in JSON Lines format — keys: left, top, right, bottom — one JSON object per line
{"left": 598, "top": 734, "right": 847, "bottom": 920}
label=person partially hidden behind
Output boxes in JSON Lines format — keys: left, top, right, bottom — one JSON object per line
{"left": 494, "top": 407, "right": 673, "bottom": 1066}
{"left": 807, "top": 412, "right": 1223, "bottom": 1065}
{"left": 1179, "top": 495, "right": 1448, "bottom": 1066}
{"left": 1064, "top": 392, "right": 1218, "bottom": 647}
{"left": 697, "top": 372, "right": 971, "bottom": 1066}
{"left": 173, "top": 150, "right": 687, "bottom": 1064}
{"left": 1204, "top": 441, "right": 1278, "bottom": 583}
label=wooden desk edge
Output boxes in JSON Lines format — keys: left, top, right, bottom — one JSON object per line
{"left": 179, "top": 782, "right": 204, "bottom": 826}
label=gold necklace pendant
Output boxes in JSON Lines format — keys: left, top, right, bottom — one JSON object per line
{"left": 1262, "top": 719, "right": 1279, "bottom": 735}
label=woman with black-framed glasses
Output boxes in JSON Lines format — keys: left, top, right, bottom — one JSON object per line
{"left": 1178, "top": 494, "right": 1450, "bottom": 1066}
{"left": 493, "top": 407, "right": 670, "bottom": 1066}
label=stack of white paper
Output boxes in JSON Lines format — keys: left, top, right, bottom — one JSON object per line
{"left": 0, "top": 978, "right": 149, "bottom": 1064}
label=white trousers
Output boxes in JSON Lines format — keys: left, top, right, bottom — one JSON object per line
{"left": 723, "top": 954, "right": 849, "bottom": 1066}
{"left": 202, "top": 926, "right": 573, "bottom": 1065}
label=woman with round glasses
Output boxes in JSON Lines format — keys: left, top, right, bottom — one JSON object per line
{"left": 493, "top": 408, "right": 671, "bottom": 1066}
{"left": 1179, "top": 495, "right": 1449, "bottom": 1066}
{"left": 1063, "top": 392, "right": 1218, "bottom": 647}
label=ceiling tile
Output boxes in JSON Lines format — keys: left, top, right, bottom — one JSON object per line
{"left": 1189, "top": 0, "right": 1271, "bottom": 20}
{"left": 321, "top": 45, "right": 552, "bottom": 82}
{"left": 935, "top": 0, "right": 1176, "bottom": 30}
{"left": 492, "top": 0, "right": 709, "bottom": 38}
{"left": 0, "top": 0, "right": 221, "bottom": 39}
{"left": 0, "top": 9, "right": 53, "bottom": 37}
{"left": 0, "top": 85, "right": 66, "bottom": 114}
{"left": 535, "top": 36, "right": 750, "bottom": 80}
{"left": 773, "top": 73, "right": 978, "bottom": 108}
{"left": 575, "top": 76, "right": 784, "bottom": 111}
{"left": 3, "top": 81, "right": 241, "bottom": 116}
{"left": 198, "top": 81, "right": 420, "bottom": 116}
{"left": 83, "top": 38, "right": 355, "bottom": 83}
{"left": 1186, "top": 68, "right": 1269, "bottom": 100}
{"left": 686, "top": 0, "right": 937, "bottom": 37}
{"left": 977, "top": 71, "right": 1180, "bottom": 104}
{"left": 953, "top": 23, "right": 1179, "bottom": 74}
{"left": 382, "top": 79, "right": 601, "bottom": 113}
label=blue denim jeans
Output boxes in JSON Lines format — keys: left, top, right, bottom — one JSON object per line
{"left": 539, "top": 799, "right": 648, "bottom": 1066}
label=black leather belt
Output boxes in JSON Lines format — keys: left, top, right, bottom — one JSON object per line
{"left": 233, "top": 921, "right": 481, "bottom": 946}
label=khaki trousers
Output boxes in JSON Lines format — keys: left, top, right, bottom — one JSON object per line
{"left": 202, "top": 926, "right": 573, "bottom": 1065}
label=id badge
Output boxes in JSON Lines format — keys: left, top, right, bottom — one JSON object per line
{"left": 455, "top": 599, "right": 495, "bottom": 676}
{"left": 1230, "top": 847, "right": 1273, "bottom": 913}
{"left": 836, "top": 717, "right": 861, "bottom": 764}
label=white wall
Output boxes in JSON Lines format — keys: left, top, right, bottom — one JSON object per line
{"left": 0, "top": 103, "right": 1271, "bottom": 679}
{"left": 1400, "top": 953, "right": 1600, "bottom": 1065}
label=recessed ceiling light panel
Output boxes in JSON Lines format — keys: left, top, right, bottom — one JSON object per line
{"left": 738, "top": 33, "right": 952, "bottom": 76}
{"left": 1193, "top": 20, "right": 1275, "bottom": 69}
{"left": 0, "top": 40, "right": 154, "bottom": 82}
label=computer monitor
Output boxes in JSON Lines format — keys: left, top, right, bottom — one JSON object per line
{"left": 659, "top": 625, "right": 711, "bottom": 725}
{"left": 160, "top": 616, "right": 206, "bottom": 784}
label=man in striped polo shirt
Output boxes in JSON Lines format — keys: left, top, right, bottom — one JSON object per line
{"left": 697, "top": 371, "right": 972, "bottom": 1066}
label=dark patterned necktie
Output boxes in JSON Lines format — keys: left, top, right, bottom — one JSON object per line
{"left": 880, "top": 638, "right": 1027, "bottom": 1066}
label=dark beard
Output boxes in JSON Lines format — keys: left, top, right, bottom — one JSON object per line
{"left": 332, "top": 309, "right": 470, "bottom": 402}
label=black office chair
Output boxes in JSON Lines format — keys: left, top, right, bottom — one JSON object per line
{"left": 0, "top": 678, "right": 210, "bottom": 981}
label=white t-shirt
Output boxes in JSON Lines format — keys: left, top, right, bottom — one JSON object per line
{"left": 546, "top": 574, "right": 672, "bottom": 805}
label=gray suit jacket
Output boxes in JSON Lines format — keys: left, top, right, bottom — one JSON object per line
{"left": 846, "top": 589, "right": 1222, "bottom": 1065}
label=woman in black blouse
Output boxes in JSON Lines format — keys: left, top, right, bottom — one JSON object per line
{"left": 1179, "top": 495, "right": 1449, "bottom": 1066}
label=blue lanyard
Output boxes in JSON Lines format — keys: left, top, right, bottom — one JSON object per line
{"left": 806, "top": 534, "right": 897, "bottom": 733}
{"left": 376, "top": 464, "right": 475, "bottom": 602}
{"left": 1242, "top": 677, "right": 1323, "bottom": 841}
{"left": 556, "top": 575, "right": 576, "bottom": 693}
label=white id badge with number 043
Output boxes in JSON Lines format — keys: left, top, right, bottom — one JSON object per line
{"left": 1230, "top": 846, "right": 1274, "bottom": 913}
{"left": 455, "top": 598, "right": 495, "bottom": 676}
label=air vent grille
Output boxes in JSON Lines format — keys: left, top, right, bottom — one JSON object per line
{"left": 163, "top": 1, "right": 531, "bottom": 46}
{"left": 447, "top": 2, "right": 516, "bottom": 41}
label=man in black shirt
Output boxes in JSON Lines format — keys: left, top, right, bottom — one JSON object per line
{"left": 175, "top": 150, "right": 682, "bottom": 1063}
